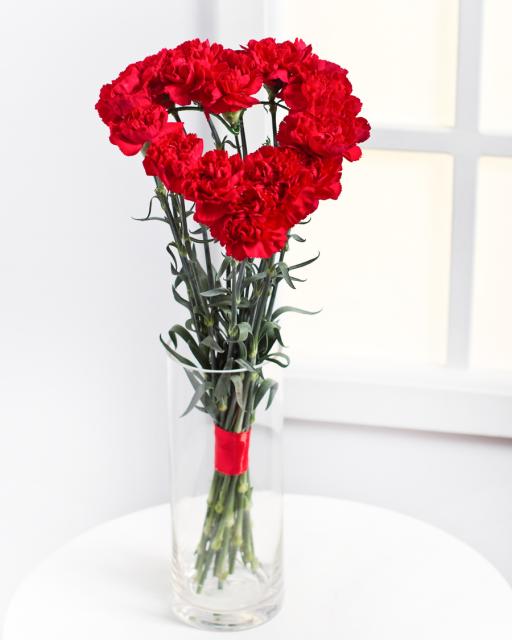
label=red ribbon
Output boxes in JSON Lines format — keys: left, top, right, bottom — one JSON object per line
{"left": 214, "top": 424, "right": 252, "bottom": 476}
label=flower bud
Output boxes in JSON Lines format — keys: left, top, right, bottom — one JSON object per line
{"left": 223, "top": 109, "right": 243, "bottom": 129}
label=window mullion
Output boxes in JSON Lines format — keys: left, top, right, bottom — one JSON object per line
{"left": 446, "top": 0, "right": 484, "bottom": 367}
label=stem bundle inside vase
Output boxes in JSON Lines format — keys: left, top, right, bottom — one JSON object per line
{"left": 95, "top": 37, "right": 370, "bottom": 593}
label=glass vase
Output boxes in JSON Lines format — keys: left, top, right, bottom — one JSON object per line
{"left": 166, "top": 353, "right": 284, "bottom": 631}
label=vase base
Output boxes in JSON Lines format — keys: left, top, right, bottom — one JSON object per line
{"left": 171, "top": 592, "right": 283, "bottom": 632}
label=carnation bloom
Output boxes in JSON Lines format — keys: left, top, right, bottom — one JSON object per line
{"left": 201, "top": 146, "right": 326, "bottom": 259}
{"left": 305, "top": 156, "right": 343, "bottom": 200}
{"left": 143, "top": 122, "right": 204, "bottom": 192}
{"left": 245, "top": 37, "right": 314, "bottom": 96}
{"left": 208, "top": 186, "right": 288, "bottom": 260}
{"left": 190, "top": 150, "right": 244, "bottom": 221}
{"left": 281, "top": 59, "right": 352, "bottom": 113}
{"left": 95, "top": 63, "right": 149, "bottom": 127}
{"left": 109, "top": 103, "right": 169, "bottom": 156}
{"left": 155, "top": 39, "right": 224, "bottom": 108}
{"left": 96, "top": 38, "right": 370, "bottom": 259}
{"left": 210, "top": 212, "right": 288, "bottom": 261}
{"left": 278, "top": 107, "right": 370, "bottom": 161}
{"left": 204, "top": 50, "right": 262, "bottom": 114}
{"left": 242, "top": 146, "right": 319, "bottom": 225}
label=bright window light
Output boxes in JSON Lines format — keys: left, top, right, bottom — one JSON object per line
{"left": 281, "top": 0, "right": 459, "bottom": 129}
{"left": 282, "top": 151, "right": 453, "bottom": 366}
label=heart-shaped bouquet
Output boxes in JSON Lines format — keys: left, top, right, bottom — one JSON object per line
{"left": 96, "top": 37, "right": 369, "bottom": 622}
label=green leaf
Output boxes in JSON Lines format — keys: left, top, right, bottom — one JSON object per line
{"left": 181, "top": 381, "right": 209, "bottom": 417}
{"left": 277, "top": 262, "right": 295, "bottom": 289}
{"left": 265, "top": 352, "right": 290, "bottom": 368}
{"left": 168, "top": 324, "right": 209, "bottom": 368}
{"left": 235, "top": 322, "right": 252, "bottom": 342}
{"left": 216, "top": 257, "right": 231, "bottom": 280}
{"left": 171, "top": 285, "right": 191, "bottom": 311}
{"left": 235, "top": 358, "right": 259, "bottom": 373}
{"left": 190, "top": 235, "right": 214, "bottom": 244}
{"left": 214, "top": 372, "right": 231, "bottom": 402}
{"left": 132, "top": 216, "right": 168, "bottom": 224}
{"left": 159, "top": 335, "right": 196, "bottom": 368}
{"left": 237, "top": 341, "right": 248, "bottom": 360}
{"left": 254, "top": 378, "right": 279, "bottom": 410}
{"left": 200, "top": 335, "right": 225, "bottom": 353}
{"left": 259, "top": 320, "right": 288, "bottom": 350}
{"left": 165, "top": 243, "right": 178, "bottom": 271}
{"left": 184, "top": 367, "right": 204, "bottom": 390}
{"left": 132, "top": 195, "right": 158, "bottom": 222}
{"left": 230, "top": 374, "right": 245, "bottom": 408}
{"left": 246, "top": 271, "right": 268, "bottom": 283}
{"left": 288, "top": 251, "right": 320, "bottom": 271}
{"left": 271, "top": 305, "right": 322, "bottom": 321}
{"left": 200, "top": 287, "right": 229, "bottom": 297}
{"left": 289, "top": 233, "right": 306, "bottom": 242}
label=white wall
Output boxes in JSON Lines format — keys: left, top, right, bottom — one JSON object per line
{"left": 284, "top": 420, "right": 512, "bottom": 586}
{"left": 0, "top": 0, "right": 214, "bottom": 629}
{"left": 1, "top": 0, "right": 511, "bottom": 634}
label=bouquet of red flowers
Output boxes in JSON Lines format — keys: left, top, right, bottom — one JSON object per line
{"left": 96, "top": 37, "right": 369, "bottom": 598}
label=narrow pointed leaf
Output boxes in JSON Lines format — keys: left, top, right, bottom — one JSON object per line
{"left": 159, "top": 335, "right": 196, "bottom": 368}
{"left": 230, "top": 375, "right": 245, "bottom": 408}
{"left": 200, "top": 287, "right": 229, "bottom": 297}
{"left": 271, "top": 305, "right": 322, "bottom": 321}
{"left": 181, "top": 382, "right": 209, "bottom": 417}
{"left": 201, "top": 335, "right": 225, "bottom": 353}
{"left": 288, "top": 251, "right": 320, "bottom": 271}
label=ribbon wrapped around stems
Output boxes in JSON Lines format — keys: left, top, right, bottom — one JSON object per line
{"left": 214, "top": 424, "right": 252, "bottom": 476}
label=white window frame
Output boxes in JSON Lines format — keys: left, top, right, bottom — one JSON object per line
{"left": 214, "top": 0, "right": 512, "bottom": 439}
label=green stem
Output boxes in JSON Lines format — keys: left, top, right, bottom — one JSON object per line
{"left": 223, "top": 261, "right": 246, "bottom": 429}
{"left": 267, "top": 245, "right": 287, "bottom": 319}
{"left": 174, "top": 106, "right": 203, "bottom": 113}
{"left": 211, "top": 113, "right": 239, "bottom": 136}
{"left": 170, "top": 194, "right": 208, "bottom": 321}
{"left": 234, "top": 134, "right": 242, "bottom": 157}
{"left": 202, "top": 226, "right": 214, "bottom": 290}
{"left": 155, "top": 182, "right": 204, "bottom": 335}
{"left": 240, "top": 116, "right": 248, "bottom": 157}
{"left": 269, "top": 99, "right": 278, "bottom": 146}
{"left": 259, "top": 100, "right": 289, "bottom": 111}
{"left": 205, "top": 113, "right": 223, "bottom": 149}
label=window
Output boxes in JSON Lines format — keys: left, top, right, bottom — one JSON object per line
{"left": 216, "top": 0, "right": 512, "bottom": 437}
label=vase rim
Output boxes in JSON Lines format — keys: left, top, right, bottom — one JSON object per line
{"left": 164, "top": 345, "right": 262, "bottom": 375}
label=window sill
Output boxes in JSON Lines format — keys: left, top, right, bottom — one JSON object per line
{"left": 284, "top": 359, "right": 512, "bottom": 439}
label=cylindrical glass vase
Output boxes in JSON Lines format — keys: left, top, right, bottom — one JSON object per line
{"left": 166, "top": 354, "right": 284, "bottom": 631}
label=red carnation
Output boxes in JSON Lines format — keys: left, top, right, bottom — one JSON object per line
{"left": 96, "top": 39, "right": 371, "bottom": 260}
{"left": 245, "top": 38, "right": 314, "bottom": 97}
{"left": 108, "top": 103, "right": 169, "bottom": 156}
{"left": 305, "top": 156, "right": 343, "bottom": 200}
{"left": 155, "top": 39, "right": 223, "bottom": 108}
{"left": 96, "top": 66, "right": 151, "bottom": 128}
{"left": 200, "top": 146, "right": 323, "bottom": 260}
{"left": 242, "top": 145, "right": 319, "bottom": 225}
{"left": 209, "top": 185, "right": 288, "bottom": 260}
{"left": 281, "top": 59, "right": 352, "bottom": 113}
{"left": 278, "top": 106, "right": 370, "bottom": 161}
{"left": 204, "top": 50, "right": 262, "bottom": 114}
{"left": 96, "top": 65, "right": 141, "bottom": 124}
{"left": 143, "top": 122, "right": 204, "bottom": 192}
{"left": 190, "top": 150, "right": 244, "bottom": 221}
{"left": 96, "top": 54, "right": 172, "bottom": 154}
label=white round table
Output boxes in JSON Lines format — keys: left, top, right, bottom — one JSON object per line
{"left": 4, "top": 495, "right": 512, "bottom": 639}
